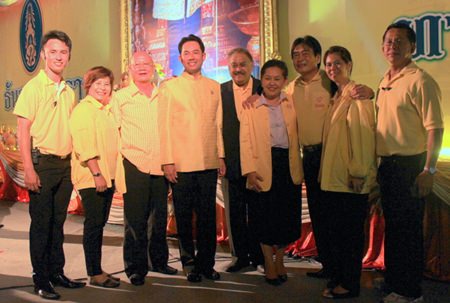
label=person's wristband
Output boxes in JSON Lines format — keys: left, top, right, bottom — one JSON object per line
{"left": 423, "top": 167, "right": 437, "bottom": 175}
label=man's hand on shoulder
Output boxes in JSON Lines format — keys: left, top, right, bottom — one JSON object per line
{"left": 350, "top": 84, "right": 374, "bottom": 100}
{"left": 242, "top": 93, "right": 259, "bottom": 109}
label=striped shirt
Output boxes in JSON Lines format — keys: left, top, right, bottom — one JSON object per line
{"left": 111, "top": 81, "right": 163, "bottom": 175}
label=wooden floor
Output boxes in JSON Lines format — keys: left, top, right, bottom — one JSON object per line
{"left": 0, "top": 201, "right": 449, "bottom": 303}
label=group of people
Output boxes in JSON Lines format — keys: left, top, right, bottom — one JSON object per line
{"left": 13, "top": 21, "right": 443, "bottom": 303}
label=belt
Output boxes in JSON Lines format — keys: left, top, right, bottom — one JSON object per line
{"left": 302, "top": 143, "right": 322, "bottom": 153}
{"left": 380, "top": 152, "right": 426, "bottom": 163}
{"left": 40, "top": 153, "right": 71, "bottom": 160}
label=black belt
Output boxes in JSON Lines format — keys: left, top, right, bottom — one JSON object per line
{"left": 302, "top": 143, "right": 322, "bottom": 153}
{"left": 40, "top": 153, "right": 71, "bottom": 160}
{"left": 380, "top": 152, "right": 426, "bottom": 163}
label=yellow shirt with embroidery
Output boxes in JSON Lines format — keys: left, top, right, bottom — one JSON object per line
{"left": 13, "top": 69, "right": 76, "bottom": 156}
{"left": 69, "top": 95, "right": 125, "bottom": 192}
{"left": 111, "top": 81, "right": 163, "bottom": 175}
{"left": 158, "top": 72, "right": 224, "bottom": 172}
{"left": 376, "top": 62, "right": 444, "bottom": 156}
{"left": 285, "top": 70, "right": 332, "bottom": 146}
{"left": 320, "top": 82, "right": 376, "bottom": 194}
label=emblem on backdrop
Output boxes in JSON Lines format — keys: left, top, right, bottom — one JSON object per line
{"left": 20, "top": 0, "right": 42, "bottom": 73}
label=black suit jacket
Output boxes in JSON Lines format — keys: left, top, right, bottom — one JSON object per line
{"left": 221, "top": 77, "right": 261, "bottom": 181}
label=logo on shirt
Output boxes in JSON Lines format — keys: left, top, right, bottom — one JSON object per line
{"left": 20, "top": 0, "right": 43, "bottom": 73}
{"left": 394, "top": 12, "right": 450, "bottom": 61}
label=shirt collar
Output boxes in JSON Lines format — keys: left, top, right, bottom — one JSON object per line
{"left": 232, "top": 77, "right": 253, "bottom": 93}
{"left": 83, "top": 95, "right": 111, "bottom": 110}
{"left": 256, "top": 91, "right": 288, "bottom": 108}
{"left": 295, "top": 69, "right": 323, "bottom": 85}
{"left": 383, "top": 61, "right": 418, "bottom": 80}
{"left": 181, "top": 71, "right": 203, "bottom": 80}
{"left": 128, "top": 80, "right": 158, "bottom": 98}
{"left": 38, "top": 69, "right": 67, "bottom": 90}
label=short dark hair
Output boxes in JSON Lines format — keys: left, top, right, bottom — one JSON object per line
{"left": 260, "top": 59, "right": 288, "bottom": 79}
{"left": 324, "top": 45, "right": 353, "bottom": 75}
{"left": 178, "top": 34, "right": 205, "bottom": 54}
{"left": 83, "top": 66, "right": 114, "bottom": 95}
{"left": 42, "top": 30, "right": 72, "bottom": 53}
{"left": 382, "top": 22, "right": 416, "bottom": 44}
{"left": 227, "top": 47, "right": 253, "bottom": 62}
{"left": 290, "top": 35, "right": 322, "bottom": 68}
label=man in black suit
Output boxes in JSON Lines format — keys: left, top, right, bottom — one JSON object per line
{"left": 221, "top": 48, "right": 263, "bottom": 272}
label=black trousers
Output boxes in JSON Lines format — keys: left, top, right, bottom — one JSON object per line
{"left": 378, "top": 153, "right": 426, "bottom": 298}
{"left": 122, "top": 158, "right": 169, "bottom": 277}
{"left": 322, "top": 191, "right": 368, "bottom": 293}
{"left": 79, "top": 186, "right": 114, "bottom": 276}
{"left": 171, "top": 170, "right": 218, "bottom": 272}
{"left": 29, "top": 155, "right": 73, "bottom": 287}
{"left": 302, "top": 146, "right": 331, "bottom": 271}
{"left": 227, "top": 177, "right": 263, "bottom": 265}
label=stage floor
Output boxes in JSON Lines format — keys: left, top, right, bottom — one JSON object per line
{"left": 0, "top": 201, "right": 448, "bottom": 303}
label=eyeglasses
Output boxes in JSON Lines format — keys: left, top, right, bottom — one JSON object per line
{"left": 383, "top": 39, "right": 405, "bottom": 47}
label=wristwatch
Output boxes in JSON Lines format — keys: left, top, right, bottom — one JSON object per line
{"left": 92, "top": 172, "right": 102, "bottom": 177}
{"left": 424, "top": 167, "right": 437, "bottom": 175}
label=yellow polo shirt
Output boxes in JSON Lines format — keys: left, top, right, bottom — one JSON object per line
{"left": 13, "top": 70, "right": 76, "bottom": 156}
{"left": 70, "top": 95, "right": 125, "bottom": 192}
{"left": 111, "top": 81, "right": 163, "bottom": 175}
{"left": 376, "top": 62, "right": 444, "bottom": 156}
{"left": 320, "top": 81, "right": 376, "bottom": 194}
{"left": 285, "top": 70, "right": 332, "bottom": 146}
{"left": 158, "top": 72, "right": 225, "bottom": 172}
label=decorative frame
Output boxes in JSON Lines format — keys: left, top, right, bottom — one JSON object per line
{"left": 120, "top": 0, "right": 278, "bottom": 75}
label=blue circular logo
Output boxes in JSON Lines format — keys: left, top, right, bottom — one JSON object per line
{"left": 20, "top": 0, "right": 43, "bottom": 73}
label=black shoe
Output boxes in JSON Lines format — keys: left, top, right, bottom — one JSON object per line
{"left": 152, "top": 265, "right": 178, "bottom": 275}
{"left": 129, "top": 273, "right": 145, "bottom": 286}
{"left": 226, "top": 259, "right": 250, "bottom": 273}
{"left": 322, "top": 289, "right": 359, "bottom": 299}
{"left": 265, "top": 277, "right": 282, "bottom": 286}
{"left": 50, "top": 274, "right": 86, "bottom": 289}
{"left": 34, "top": 283, "right": 61, "bottom": 300}
{"left": 201, "top": 269, "right": 220, "bottom": 280}
{"left": 306, "top": 269, "right": 330, "bottom": 279}
{"left": 186, "top": 269, "right": 202, "bottom": 283}
{"left": 278, "top": 274, "right": 288, "bottom": 283}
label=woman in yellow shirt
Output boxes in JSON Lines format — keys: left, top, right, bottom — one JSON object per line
{"left": 70, "top": 66, "right": 123, "bottom": 288}
{"left": 319, "top": 46, "right": 376, "bottom": 299}
{"left": 240, "top": 60, "right": 303, "bottom": 286}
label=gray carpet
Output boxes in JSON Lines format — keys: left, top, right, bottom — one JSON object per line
{"left": 0, "top": 201, "right": 448, "bottom": 302}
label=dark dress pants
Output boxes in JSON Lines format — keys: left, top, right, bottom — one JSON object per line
{"left": 322, "top": 191, "right": 368, "bottom": 293}
{"left": 123, "top": 158, "right": 169, "bottom": 277}
{"left": 79, "top": 186, "right": 114, "bottom": 276}
{"left": 302, "top": 147, "right": 331, "bottom": 271}
{"left": 378, "top": 153, "right": 426, "bottom": 298}
{"left": 29, "top": 156, "right": 73, "bottom": 287}
{"left": 227, "top": 176, "right": 263, "bottom": 265}
{"left": 171, "top": 170, "right": 218, "bottom": 272}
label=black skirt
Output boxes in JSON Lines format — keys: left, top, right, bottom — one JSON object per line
{"left": 257, "top": 147, "right": 302, "bottom": 246}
